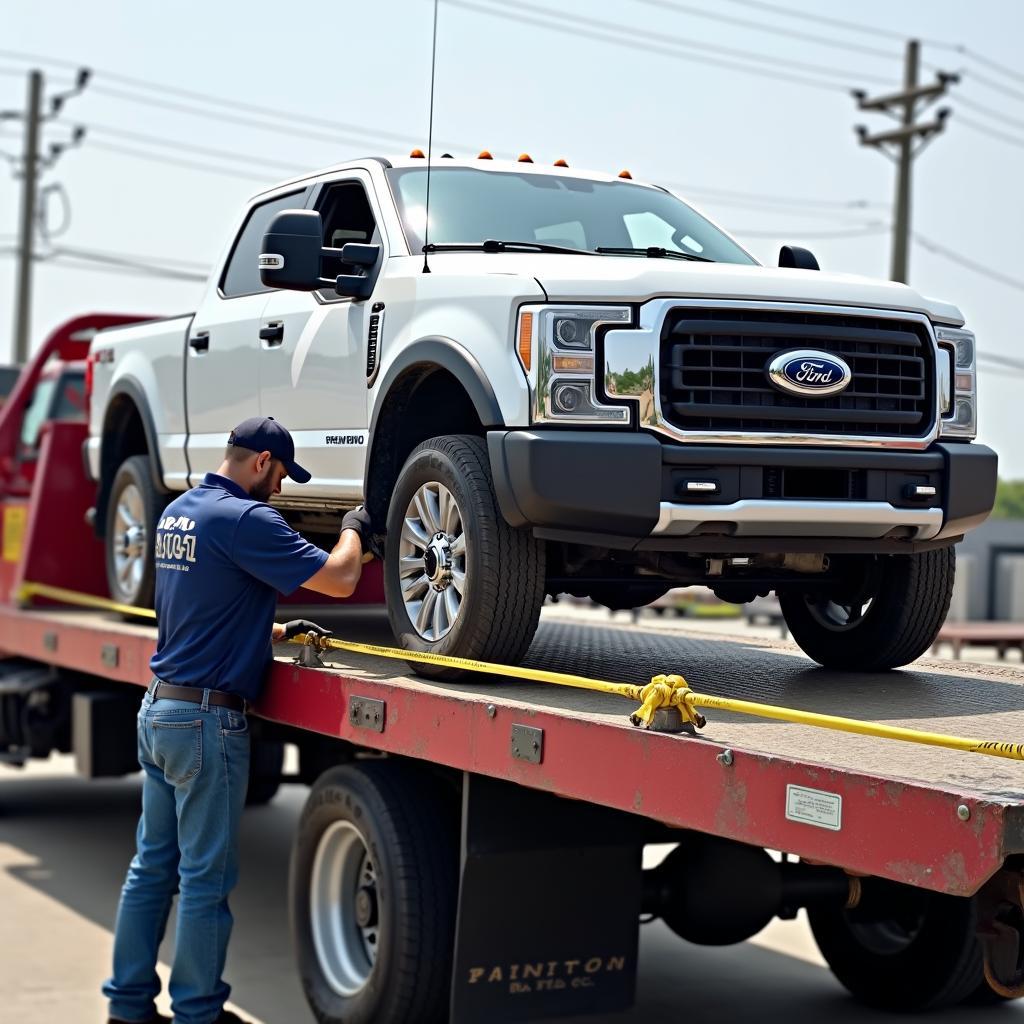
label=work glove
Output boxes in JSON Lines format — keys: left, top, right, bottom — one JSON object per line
{"left": 281, "top": 619, "right": 333, "bottom": 641}
{"left": 342, "top": 506, "right": 384, "bottom": 561}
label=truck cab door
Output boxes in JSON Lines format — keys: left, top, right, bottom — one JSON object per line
{"left": 257, "top": 174, "right": 385, "bottom": 502}
{"left": 185, "top": 188, "right": 310, "bottom": 482}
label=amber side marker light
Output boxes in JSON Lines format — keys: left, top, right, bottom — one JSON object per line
{"left": 518, "top": 153, "right": 534, "bottom": 163}
{"left": 478, "top": 149, "right": 493, "bottom": 159}
{"left": 552, "top": 354, "right": 594, "bottom": 373}
{"left": 553, "top": 158, "right": 569, "bottom": 167}
{"left": 518, "top": 311, "right": 534, "bottom": 371}
{"left": 410, "top": 148, "right": 425, "bottom": 158}
{"left": 618, "top": 169, "right": 632, "bottom": 179}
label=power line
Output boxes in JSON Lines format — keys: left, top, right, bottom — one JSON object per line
{"left": 630, "top": 0, "right": 898, "bottom": 62}
{"left": 88, "top": 139, "right": 271, "bottom": 182}
{"left": 48, "top": 254, "right": 207, "bottom": 283}
{"left": 85, "top": 122, "right": 304, "bottom": 175}
{"left": 87, "top": 82, "right": 409, "bottom": 154}
{"left": 666, "top": 183, "right": 886, "bottom": 210}
{"left": 718, "top": 0, "right": 920, "bottom": 44}
{"left": 914, "top": 231, "right": 1024, "bottom": 293}
{"left": 951, "top": 47, "right": 1024, "bottom": 87}
{"left": 56, "top": 243, "right": 211, "bottom": 272}
{"left": 952, "top": 66, "right": 1024, "bottom": 105}
{"left": 734, "top": 224, "right": 888, "bottom": 239}
{"left": 956, "top": 93, "right": 1024, "bottom": 134}
{"left": 0, "top": 48, "right": 427, "bottom": 150}
{"left": 0, "top": 248, "right": 208, "bottom": 283}
{"left": 721, "top": 0, "right": 1024, "bottom": 93}
{"left": 461, "top": 0, "right": 890, "bottom": 86}
{"left": 440, "top": 0, "right": 853, "bottom": 92}
{"left": 957, "top": 114, "right": 1024, "bottom": 151}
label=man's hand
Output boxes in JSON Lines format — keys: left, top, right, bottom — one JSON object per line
{"left": 276, "top": 619, "right": 333, "bottom": 642}
{"left": 342, "top": 506, "right": 383, "bottom": 561}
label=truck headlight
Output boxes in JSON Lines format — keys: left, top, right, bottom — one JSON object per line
{"left": 936, "top": 327, "right": 977, "bottom": 439}
{"left": 518, "top": 305, "right": 632, "bottom": 424}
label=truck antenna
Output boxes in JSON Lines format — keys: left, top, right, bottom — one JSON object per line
{"left": 422, "top": 0, "right": 439, "bottom": 274}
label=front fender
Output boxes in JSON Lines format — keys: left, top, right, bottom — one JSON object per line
{"left": 368, "top": 336, "right": 504, "bottom": 440}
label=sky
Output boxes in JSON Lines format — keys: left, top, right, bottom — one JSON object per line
{"left": 1, "top": 0, "right": 1022, "bottom": 470}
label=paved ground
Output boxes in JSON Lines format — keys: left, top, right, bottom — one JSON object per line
{"left": 1, "top": 755, "right": 1019, "bottom": 1024}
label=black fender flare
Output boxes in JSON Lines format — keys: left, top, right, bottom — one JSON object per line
{"left": 100, "top": 376, "right": 169, "bottom": 494}
{"left": 369, "top": 336, "right": 504, "bottom": 436}
{"left": 364, "top": 336, "right": 504, "bottom": 493}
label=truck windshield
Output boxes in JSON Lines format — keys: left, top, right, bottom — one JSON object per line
{"left": 386, "top": 167, "right": 756, "bottom": 265}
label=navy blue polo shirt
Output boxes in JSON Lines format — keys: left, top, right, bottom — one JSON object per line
{"left": 149, "top": 473, "right": 330, "bottom": 700}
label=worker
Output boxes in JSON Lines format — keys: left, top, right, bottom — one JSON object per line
{"left": 103, "top": 416, "right": 376, "bottom": 1024}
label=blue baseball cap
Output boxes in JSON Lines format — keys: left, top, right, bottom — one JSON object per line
{"left": 228, "top": 416, "right": 311, "bottom": 483}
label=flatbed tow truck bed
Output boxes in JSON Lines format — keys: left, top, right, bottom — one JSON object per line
{"left": 5, "top": 601, "right": 1024, "bottom": 898}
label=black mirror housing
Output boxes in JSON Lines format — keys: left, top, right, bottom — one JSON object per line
{"left": 778, "top": 245, "right": 820, "bottom": 271}
{"left": 259, "top": 210, "right": 324, "bottom": 290}
{"left": 335, "top": 243, "right": 381, "bottom": 299}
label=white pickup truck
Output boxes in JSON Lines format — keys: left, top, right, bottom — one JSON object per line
{"left": 86, "top": 153, "right": 997, "bottom": 674}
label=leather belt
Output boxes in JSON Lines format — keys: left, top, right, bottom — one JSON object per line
{"left": 149, "top": 680, "right": 246, "bottom": 712}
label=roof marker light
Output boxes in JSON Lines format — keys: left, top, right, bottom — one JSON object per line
{"left": 517, "top": 153, "right": 533, "bottom": 163}
{"left": 477, "top": 149, "right": 493, "bottom": 159}
{"left": 553, "top": 158, "right": 569, "bottom": 167}
{"left": 618, "top": 169, "right": 632, "bottom": 179}
{"left": 440, "top": 152, "right": 453, "bottom": 158}
{"left": 409, "top": 148, "right": 425, "bottom": 158}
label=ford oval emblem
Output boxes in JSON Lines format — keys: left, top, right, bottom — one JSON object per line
{"left": 767, "top": 349, "right": 852, "bottom": 397}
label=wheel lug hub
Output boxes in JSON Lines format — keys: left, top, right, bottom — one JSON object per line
{"left": 423, "top": 532, "right": 453, "bottom": 591}
{"left": 354, "top": 885, "right": 378, "bottom": 928}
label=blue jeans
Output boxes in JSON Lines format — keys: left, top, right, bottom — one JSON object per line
{"left": 103, "top": 689, "right": 250, "bottom": 1024}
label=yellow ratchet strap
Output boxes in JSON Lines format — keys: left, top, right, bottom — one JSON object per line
{"left": 16, "top": 580, "right": 1024, "bottom": 763}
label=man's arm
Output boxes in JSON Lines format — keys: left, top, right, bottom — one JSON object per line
{"left": 302, "top": 527, "right": 365, "bottom": 598}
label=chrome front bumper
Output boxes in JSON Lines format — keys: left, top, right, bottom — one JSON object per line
{"left": 652, "top": 499, "right": 943, "bottom": 541}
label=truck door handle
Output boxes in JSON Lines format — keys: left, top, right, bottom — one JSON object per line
{"left": 259, "top": 322, "right": 284, "bottom": 347}
{"left": 189, "top": 331, "right": 210, "bottom": 353}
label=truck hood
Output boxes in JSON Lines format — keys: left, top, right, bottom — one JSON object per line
{"left": 418, "top": 252, "right": 964, "bottom": 324}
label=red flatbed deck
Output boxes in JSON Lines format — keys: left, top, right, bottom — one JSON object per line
{"left": 2, "top": 600, "right": 1023, "bottom": 898}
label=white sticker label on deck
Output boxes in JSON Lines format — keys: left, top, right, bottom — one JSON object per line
{"left": 786, "top": 785, "right": 842, "bottom": 831}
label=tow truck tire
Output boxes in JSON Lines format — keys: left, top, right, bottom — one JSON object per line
{"left": 384, "top": 435, "right": 545, "bottom": 680}
{"left": 105, "top": 454, "right": 163, "bottom": 609}
{"left": 808, "top": 886, "right": 984, "bottom": 1011}
{"left": 779, "top": 548, "right": 955, "bottom": 671}
{"left": 290, "top": 761, "right": 458, "bottom": 1024}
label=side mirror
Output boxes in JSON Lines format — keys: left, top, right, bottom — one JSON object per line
{"left": 259, "top": 210, "right": 325, "bottom": 291}
{"left": 334, "top": 243, "right": 381, "bottom": 299}
{"left": 778, "top": 245, "right": 820, "bottom": 271}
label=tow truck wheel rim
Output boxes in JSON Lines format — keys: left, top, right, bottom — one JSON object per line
{"left": 309, "top": 820, "right": 377, "bottom": 997}
{"left": 399, "top": 481, "right": 466, "bottom": 641}
{"left": 113, "top": 482, "right": 146, "bottom": 597}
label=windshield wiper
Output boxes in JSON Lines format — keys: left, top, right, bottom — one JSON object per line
{"left": 422, "top": 239, "right": 595, "bottom": 256}
{"left": 595, "top": 245, "right": 714, "bottom": 263}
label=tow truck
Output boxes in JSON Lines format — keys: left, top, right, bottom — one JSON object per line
{"left": 2, "top": 315, "right": 1023, "bottom": 1023}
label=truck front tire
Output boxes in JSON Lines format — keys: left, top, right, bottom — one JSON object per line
{"left": 104, "top": 454, "right": 163, "bottom": 609}
{"left": 779, "top": 548, "right": 955, "bottom": 671}
{"left": 384, "top": 435, "right": 545, "bottom": 680}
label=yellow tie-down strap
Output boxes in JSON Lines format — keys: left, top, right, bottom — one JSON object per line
{"left": 16, "top": 579, "right": 1024, "bottom": 763}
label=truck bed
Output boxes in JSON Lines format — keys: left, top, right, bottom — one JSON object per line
{"left": 2, "top": 602, "right": 1023, "bottom": 896}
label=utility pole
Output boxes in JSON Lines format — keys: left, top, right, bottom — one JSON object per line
{"left": 2, "top": 67, "right": 89, "bottom": 364}
{"left": 13, "top": 70, "right": 42, "bottom": 366}
{"left": 852, "top": 40, "right": 957, "bottom": 283}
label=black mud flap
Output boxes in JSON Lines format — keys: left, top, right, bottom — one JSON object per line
{"left": 450, "top": 774, "right": 643, "bottom": 1023}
